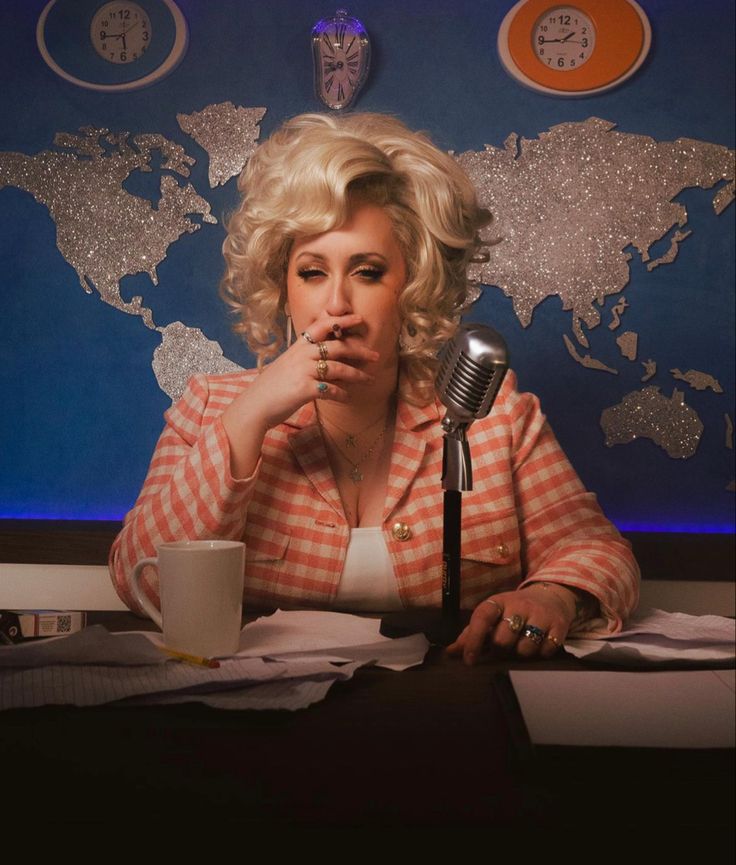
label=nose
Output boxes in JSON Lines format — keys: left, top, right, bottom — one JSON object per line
{"left": 325, "top": 275, "right": 352, "bottom": 317}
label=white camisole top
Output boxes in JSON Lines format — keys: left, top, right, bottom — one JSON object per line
{"left": 332, "top": 527, "right": 403, "bottom": 612}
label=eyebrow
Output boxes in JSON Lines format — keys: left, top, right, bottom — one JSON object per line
{"left": 293, "top": 251, "right": 390, "bottom": 266}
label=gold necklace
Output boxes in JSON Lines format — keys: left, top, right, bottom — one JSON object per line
{"left": 319, "top": 408, "right": 388, "bottom": 450}
{"left": 317, "top": 415, "right": 388, "bottom": 484}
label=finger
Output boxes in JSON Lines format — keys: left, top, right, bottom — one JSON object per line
{"left": 459, "top": 600, "right": 504, "bottom": 665}
{"left": 303, "top": 314, "right": 363, "bottom": 344}
{"left": 312, "top": 358, "right": 375, "bottom": 385}
{"left": 515, "top": 622, "right": 549, "bottom": 658}
{"left": 491, "top": 610, "right": 527, "bottom": 651}
{"left": 312, "top": 339, "right": 380, "bottom": 366}
{"left": 446, "top": 626, "right": 469, "bottom": 656}
{"left": 313, "top": 381, "right": 350, "bottom": 403}
{"left": 539, "top": 632, "right": 565, "bottom": 659}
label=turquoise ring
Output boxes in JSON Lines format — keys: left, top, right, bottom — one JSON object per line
{"left": 521, "top": 624, "right": 546, "bottom": 644}
{"left": 317, "top": 382, "right": 328, "bottom": 395}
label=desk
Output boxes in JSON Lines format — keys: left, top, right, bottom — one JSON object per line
{"left": 0, "top": 611, "right": 733, "bottom": 851}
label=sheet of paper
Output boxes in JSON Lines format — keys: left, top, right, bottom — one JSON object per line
{"left": 509, "top": 668, "right": 736, "bottom": 749}
{"left": 0, "top": 610, "right": 429, "bottom": 710}
{"left": 239, "top": 609, "right": 386, "bottom": 653}
{"left": 0, "top": 655, "right": 282, "bottom": 711}
{"left": 258, "top": 634, "right": 430, "bottom": 671}
{"left": 128, "top": 661, "right": 365, "bottom": 711}
{"left": 237, "top": 609, "right": 429, "bottom": 671}
{"left": 566, "top": 607, "right": 736, "bottom": 666}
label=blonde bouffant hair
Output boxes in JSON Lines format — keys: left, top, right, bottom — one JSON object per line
{"left": 220, "top": 112, "right": 489, "bottom": 405}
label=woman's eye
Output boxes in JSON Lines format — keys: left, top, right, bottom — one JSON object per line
{"left": 297, "top": 268, "right": 325, "bottom": 281}
{"left": 355, "top": 267, "right": 384, "bottom": 282}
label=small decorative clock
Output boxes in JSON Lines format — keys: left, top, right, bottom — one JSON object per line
{"left": 498, "top": 0, "right": 651, "bottom": 97}
{"left": 312, "top": 9, "right": 371, "bottom": 111}
{"left": 37, "top": 0, "right": 188, "bottom": 92}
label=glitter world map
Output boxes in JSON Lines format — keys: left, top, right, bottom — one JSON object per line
{"left": 0, "top": 106, "right": 733, "bottom": 469}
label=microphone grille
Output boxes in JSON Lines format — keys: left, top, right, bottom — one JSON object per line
{"left": 436, "top": 324, "right": 509, "bottom": 421}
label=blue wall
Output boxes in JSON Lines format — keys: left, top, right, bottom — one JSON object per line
{"left": 1, "top": 0, "right": 733, "bottom": 532}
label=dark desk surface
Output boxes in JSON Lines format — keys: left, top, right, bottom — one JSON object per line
{"left": 0, "top": 612, "right": 733, "bottom": 851}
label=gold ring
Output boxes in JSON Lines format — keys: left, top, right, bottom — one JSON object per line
{"left": 483, "top": 598, "right": 503, "bottom": 616}
{"left": 545, "top": 634, "right": 563, "bottom": 648}
{"left": 318, "top": 342, "right": 329, "bottom": 360}
{"left": 316, "top": 359, "right": 328, "bottom": 380}
{"left": 503, "top": 614, "right": 525, "bottom": 633}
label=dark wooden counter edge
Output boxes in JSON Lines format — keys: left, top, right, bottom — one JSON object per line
{"left": 0, "top": 519, "right": 733, "bottom": 580}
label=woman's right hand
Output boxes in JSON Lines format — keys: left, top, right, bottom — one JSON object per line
{"left": 221, "top": 313, "right": 378, "bottom": 478}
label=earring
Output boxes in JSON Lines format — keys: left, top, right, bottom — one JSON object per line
{"left": 399, "top": 321, "right": 422, "bottom": 351}
{"left": 284, "top": 302, "right": 295, "bottom": 347}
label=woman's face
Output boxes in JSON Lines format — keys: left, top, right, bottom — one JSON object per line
{"left": 286, "top": 203, "right": 406, "bottom": 370}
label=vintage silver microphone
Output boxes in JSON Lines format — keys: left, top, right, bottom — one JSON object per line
{"left": 435, "top": 324, "right": 509, "bottom": 640}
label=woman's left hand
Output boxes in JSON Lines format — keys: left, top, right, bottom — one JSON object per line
{"left": 446, "top": 583, "right": 578, "bottom": 665}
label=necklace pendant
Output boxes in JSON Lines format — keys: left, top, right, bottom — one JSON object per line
{"left": 345, "top": 434, "right": 357, "bottom": 448}
{"left": 350, "top": 466, "right": 363, "bottom": 483}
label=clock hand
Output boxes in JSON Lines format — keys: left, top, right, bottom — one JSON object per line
{"left": 560, "top": 31, "right": 577, "bottom": 42}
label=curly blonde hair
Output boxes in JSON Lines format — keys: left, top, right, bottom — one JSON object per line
{"left": 221, "top": 112, "right": 489, "bottom": 405}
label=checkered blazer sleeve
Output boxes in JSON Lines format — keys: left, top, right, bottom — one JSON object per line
{"left": 108, "top": 374, "right": 256, "bottom": 615}
{"left": 503, "top": 384, "right": 640, "bottom": 637}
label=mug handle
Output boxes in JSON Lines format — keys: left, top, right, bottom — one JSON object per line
{"left": 130, "top": 557, "right": 164, "bottom": 629}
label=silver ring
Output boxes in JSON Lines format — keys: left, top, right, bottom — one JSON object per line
{"left": 318, "top": 341, "right": 329, "bottom": 360}
{"left": 302, "top": 331, "right": 316, "bottom": 344}
{"left": 503, "top": 614, "right": 525, "bottom": 633}
{"left": 522, "top": 624, "right": 546, "bottom": 644}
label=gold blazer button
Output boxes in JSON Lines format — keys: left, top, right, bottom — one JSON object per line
{"left": 392, "top": 521, "right": 412, "bottom": 541}
{"left": 496, "top": 542, "right": 509, "bottom": 557}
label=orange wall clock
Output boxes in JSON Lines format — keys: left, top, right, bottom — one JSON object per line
{"left": 498, "top": 0, "right": 651, "bottom": 96}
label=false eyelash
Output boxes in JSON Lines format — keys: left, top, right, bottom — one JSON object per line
{"left": 354, "top": 267, "right": 385, "bottom": 280}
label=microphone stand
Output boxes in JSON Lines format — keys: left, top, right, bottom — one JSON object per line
{"left": 440, "top": 420, "right": 472, "bottom": 645}
{"left": 379, "top": 425, "right": 471, "bottom": 646}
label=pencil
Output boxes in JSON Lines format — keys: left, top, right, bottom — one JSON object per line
{"left": 160, "top": 646, "right": 220, "bottom": 668}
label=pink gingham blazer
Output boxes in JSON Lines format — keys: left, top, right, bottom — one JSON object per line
{"left": 109, "top": 370, "right": 639, "bottom": 636}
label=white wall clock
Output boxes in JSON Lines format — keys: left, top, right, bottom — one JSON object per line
{"left": 37, "top": 0, "right": 188, "bottom": 92}
{"left": 498, "top": 0, "right": 651, "bottom": 97}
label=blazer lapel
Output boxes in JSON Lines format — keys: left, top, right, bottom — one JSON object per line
{"left": 383, "top": 398, "right": 440, "bottom": 521}
{"left": 286, "top": 405, "right": 344, "bottom": 517}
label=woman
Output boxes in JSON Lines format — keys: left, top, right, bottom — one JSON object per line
{"left": 109, "top": 112, "right": 639, "bottom": 663}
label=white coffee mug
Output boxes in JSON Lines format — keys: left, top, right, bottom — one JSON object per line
{"left": 130, "top": 540, "right": 245, "bottom": 657}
